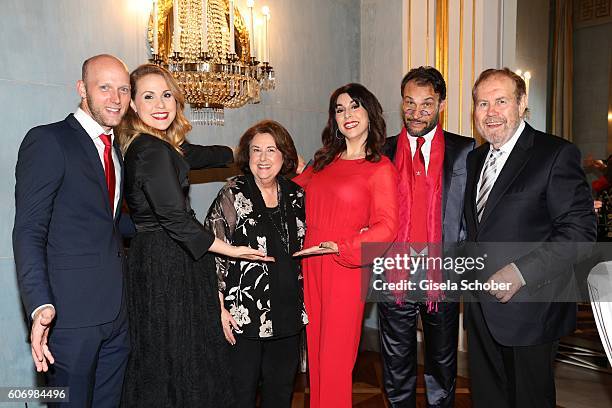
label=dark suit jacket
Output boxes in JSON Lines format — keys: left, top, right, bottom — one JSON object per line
{"left": 383, "top": 130, "right": 475, "bottom": 243}
{"left": 464, "top": 123, "right": 597, "bottom": 346}
{"left": 13, "top": 114, "right": 125, "bottom": 329}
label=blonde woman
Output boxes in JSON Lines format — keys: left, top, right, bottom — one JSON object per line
{"left": 117, "top": 64, "right": 269, "bottom": 407}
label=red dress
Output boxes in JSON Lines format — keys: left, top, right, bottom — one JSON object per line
{"left": 294, "top": 156, "right": 399, "bottom": 408}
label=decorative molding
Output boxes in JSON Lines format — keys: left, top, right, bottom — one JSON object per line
{"left": 471, "top": 0, "right": 476, "bottom": 137}
{"left": 459, "top": 0, "right": 464, "bottom": 133}
{"left": 401, "top": 0, "right": 508, "bottom": 137}
{"left": 435, "top": 0, "right": 449, "bottom": 128}
{"left": 575, "top": 0, "right": 612, "bottom": 29}
{"left": 408, "top": 0, "right": 412, "bottom": 70}
{"left": 427, "top": 0, "right": 431, "bottom": 65}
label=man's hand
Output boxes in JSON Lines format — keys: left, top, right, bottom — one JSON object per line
{"left": 584, "top": 154, "right": 607, "bottom": 172}
{"left": 31, "top": 306, "right": 56, "bottom": 372}
{"left": 487, "top": 264, "right": 524, "bottom": 303}
{"left": 595, "top": 200, "right": 602, "bottom": 213}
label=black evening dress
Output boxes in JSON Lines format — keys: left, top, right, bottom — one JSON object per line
{"left": 121, "top": 134, "right": 235, "bottom": 407}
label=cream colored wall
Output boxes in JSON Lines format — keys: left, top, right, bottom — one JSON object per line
{"left": 359, "top": 0, "right": 513, "bottom": 142}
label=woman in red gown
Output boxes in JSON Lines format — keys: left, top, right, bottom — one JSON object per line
{"left": 294, "top": 83, "right": 399, "bottom": 407}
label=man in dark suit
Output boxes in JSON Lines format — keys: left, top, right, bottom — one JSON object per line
{"left": 464, "top": 68, "right": 596, "bottom": 408}
{"left": 379, "top": 66, "right": 474, "bottom": 407}
{"left": 13, "top": 54, "right": 131, "bottom": 407}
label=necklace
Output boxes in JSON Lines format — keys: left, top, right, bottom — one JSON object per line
{"left": 265, "top": 181, "right": 290, "bottom": 254}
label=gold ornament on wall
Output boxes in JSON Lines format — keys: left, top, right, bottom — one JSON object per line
{"left": 148, "top": 0, "right": 275, "bottom": 125}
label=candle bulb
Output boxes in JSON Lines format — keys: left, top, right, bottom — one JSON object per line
{"left": 247, "top": 0, "right": 255, "bottom": 58}
{"left": 201, "top": 0, "right": 208, "bottom": 53}
{"left": 153, "top": 0, "right": 158, "bottom": 55}
{"left": 524, "top": 71, "right": 531, "bottom": 100}
{"left": 229, "top": 0, "right": 235, "bottom": 55}
{"left": 266, "top": 11, "right": 270, "bottom": 63}
{"left": 255, "top": 17, "right": 264, "bottom": 62}
{"left": 262, "top": 6, "right": 269, "bottom": 62}
{"left": 173, "top": 0, "right": 181, "bottom": 53}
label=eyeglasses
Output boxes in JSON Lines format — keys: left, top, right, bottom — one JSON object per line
{"left": 403, "top": 101, "right": 436, "bottom": 118}
{"left": 405, "top": 108, "right": 433, "bottom": 117}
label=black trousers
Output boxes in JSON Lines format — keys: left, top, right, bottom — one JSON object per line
{"left": 378, "top": 301, "right": 459, "bottom": 408}
{"left": 229, "top": 333, "right": 300, "bottom": 408}
{"left": 465, "top": 302, "right": 558, "bottom": 408}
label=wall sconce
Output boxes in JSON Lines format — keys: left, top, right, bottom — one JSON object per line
{"left": 148, "top": 0, "right": 275, "bottom": 125}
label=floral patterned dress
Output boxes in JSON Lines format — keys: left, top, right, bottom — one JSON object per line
{"left": 204, "top": 174, "right": 308, "bottom": 339}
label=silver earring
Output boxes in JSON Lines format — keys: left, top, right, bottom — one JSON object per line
{"left": 368, "top": 122, "right": 371, "bottom": 132}
{"left": 335, "top": 128, "right": 344, "bottom": 140}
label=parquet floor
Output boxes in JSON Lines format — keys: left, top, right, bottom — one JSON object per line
{"left": 290, "top": 351, "right": 472, "bottom": 407}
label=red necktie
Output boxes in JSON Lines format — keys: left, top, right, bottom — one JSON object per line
{"left": 99, "top": 133, "right": 116, "bottom": 213}
{"left": 410, "top": 136, "right": 428, "bottom": 245}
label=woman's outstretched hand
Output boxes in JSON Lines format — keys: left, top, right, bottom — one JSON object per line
{"left": 293, "top": 241, "right": 338, "bottom": 257}
{"left": 209, "top": 238, "right": 275, "bottom": 262}
{"left": 232, "top": 246, "right": 275, "bottom": 262}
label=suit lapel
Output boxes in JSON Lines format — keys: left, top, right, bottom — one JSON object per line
{"left": 478, "top": 126, "right": 534, "bottom": 227}
{"left": 67, "top": 115, "right": 113, "bottom": 217}
{"left": 441, "top": 131, "right": 455, "bottom": 223}
{"left": 113, "top": 141, "right": 124, "bottom": 220}
{"left": 383, "top": 135, "right": 399, "bottom": 160}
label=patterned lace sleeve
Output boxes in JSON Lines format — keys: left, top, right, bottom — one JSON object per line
{"left": 204, "top": 183, "right": 238, "bottom": 291}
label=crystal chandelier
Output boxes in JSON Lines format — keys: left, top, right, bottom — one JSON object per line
{"left": 148, "top": 0, "right": 275, "bottom": 125}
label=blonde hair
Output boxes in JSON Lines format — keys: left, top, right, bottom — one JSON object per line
{"left": 116, "top": 64, "right": 192, "bottom": 154}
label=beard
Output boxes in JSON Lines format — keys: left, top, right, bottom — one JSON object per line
{"left": 85, "top": 93, "right": 125, "bottom": 129}
{"left": 403, "top": 110, "right": 440, "bottom": 137}
{"left": 476, "top": 115, "right": 520, "bottom": 148}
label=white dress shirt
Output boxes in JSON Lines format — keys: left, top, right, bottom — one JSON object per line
{"left": 407, "top": 125, "right": 437, "bottom": 174}
{"left": 476, "top": 120, "right": 525, "bottom": 199}
{"left": 74, "top": 108, "right": 121, "bottom": 214}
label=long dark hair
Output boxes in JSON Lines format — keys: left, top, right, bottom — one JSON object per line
{"left": 312, "top": 83, "right": 386, "bottom": 171}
